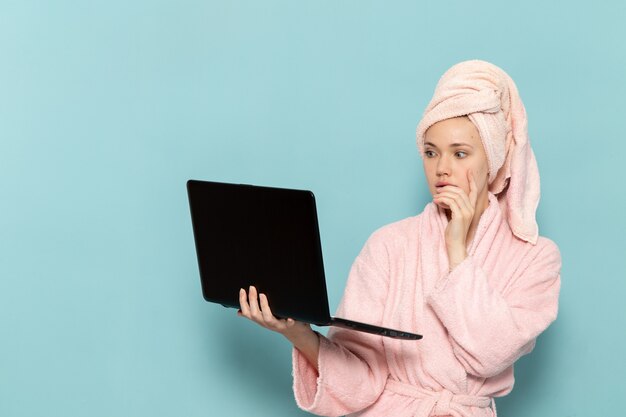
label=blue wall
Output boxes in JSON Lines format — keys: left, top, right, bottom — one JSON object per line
{"left": 1, "top": 1, "right": 624, "bottom": 416}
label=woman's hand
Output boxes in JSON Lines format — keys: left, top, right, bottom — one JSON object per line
{"left": 433, "top": 170, "right": 478, "bottom": 269}
{"left": 238, "top": 285, "right": 320, "bottom": 370}
{"left": 238, "top": 285, "right": 310, "bottom": 339}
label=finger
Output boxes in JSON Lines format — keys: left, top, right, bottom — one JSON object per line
{"left": 259, "top": 293, "right": 283, "bottom": 329}
{"left": 239, "top": 288, "right": 251, "bottom": 318}
{"left": 446, "top": 197, "right": 463, "bottom": 219}
{"left": 436, "top": 186, "right": 472, "bottom": 212}
{"left": 434, "top": 190, "right": 472, "bottom": 214}
{"left": 468, "top": 170, "right": 478, "bottom": 207}
{"left": 434, "top": 195, "right": 463, "bottom": 217}
{"left": 433, "top": 197, "right": 450, "bottom": 209}
{"left": 248, "top": 285, "right": 262, "bottom": 319}
{"left": 284, "top": 318, "right": 305, "bottom": 330}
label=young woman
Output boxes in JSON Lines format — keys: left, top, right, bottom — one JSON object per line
{"left": 238, "top": 60, "right": 561, "bottom": 417}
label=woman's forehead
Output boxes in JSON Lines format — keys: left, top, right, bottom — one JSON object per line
{"left": 424, "top": 117, "right": 482, "bottom": 147}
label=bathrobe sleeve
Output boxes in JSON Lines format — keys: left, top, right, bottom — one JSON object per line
{"left": 291, "top": 230, "right": 391, "bottom": 417}
{"left": 426, "top": 238, "right": 561, "bottom": 378}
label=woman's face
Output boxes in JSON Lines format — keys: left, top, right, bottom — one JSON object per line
{"left": 423, "top": 116, "right": 490, "bottom": 206}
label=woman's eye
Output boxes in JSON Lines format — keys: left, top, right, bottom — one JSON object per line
{"left": 456, "top": 151, "right": 467, "bottom": 158}
{"left": 425, "top": 150, "right": 435, "bottom": 158}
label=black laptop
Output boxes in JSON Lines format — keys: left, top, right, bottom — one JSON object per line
{"left": 186, "top": 179, "right": 422, "bottom": 340}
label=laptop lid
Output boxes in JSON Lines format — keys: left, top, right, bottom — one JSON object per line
{"left": 187, "top": 179, "right": 332, "bottom": 325}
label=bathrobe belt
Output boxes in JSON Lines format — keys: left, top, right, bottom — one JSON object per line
{"left": 384, "top": 378, "right": 497, "bottom": 417}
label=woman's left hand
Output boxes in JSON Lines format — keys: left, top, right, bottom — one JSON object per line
{"left": 433, "top": 170, "right": 479, "bottom": 269}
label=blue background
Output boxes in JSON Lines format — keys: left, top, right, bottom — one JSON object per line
{"left": 1, "top": 1, "right": 624, "bottom": 416}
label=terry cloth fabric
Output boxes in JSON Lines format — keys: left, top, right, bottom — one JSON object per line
{"left": 291, "top": 191, "right": 561, "bottom": 417}
{"left": 416, "top": 60, "right": 540, "bottom": 245}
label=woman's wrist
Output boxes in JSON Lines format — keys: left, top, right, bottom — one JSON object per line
{"left": 447, "top": 242, "right": 468, "bottom": 270}
{"left": 286, "top": 327, "right": 321, "bottom": 371}
{"left": 285, "top": 325, "right": 318, "bottom": 346}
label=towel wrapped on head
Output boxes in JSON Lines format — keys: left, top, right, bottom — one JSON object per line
{"left": 416, "top": 59, "right": 541, "bottom": 245}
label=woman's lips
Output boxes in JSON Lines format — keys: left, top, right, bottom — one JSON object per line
{"left": 435, "top": 183, "right": 457, "bottom": 195}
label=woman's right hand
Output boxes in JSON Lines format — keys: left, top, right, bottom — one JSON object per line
{"left": 237, "top": 285, "right": 311, "bottom": 340}
{"left": 238, "top": 285, "right": 321, "bottom": 370}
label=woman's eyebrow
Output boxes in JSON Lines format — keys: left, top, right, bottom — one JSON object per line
{"left": 424, "top": 141, "right": 474, "bottom": 149}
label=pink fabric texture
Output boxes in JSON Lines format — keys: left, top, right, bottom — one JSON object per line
{"left": 291, "top": 191, "right": 561, "bottom": 416}
{"left": 416, "top": 60, "right": 540, "bottom": 245}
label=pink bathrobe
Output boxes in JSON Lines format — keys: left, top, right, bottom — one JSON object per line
{"left": 292, "top": 191, "right": 561, "bottom": 417}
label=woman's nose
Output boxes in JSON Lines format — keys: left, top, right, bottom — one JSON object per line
{"left": 436, "top": 155, "right": 451, "bottom": 176}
